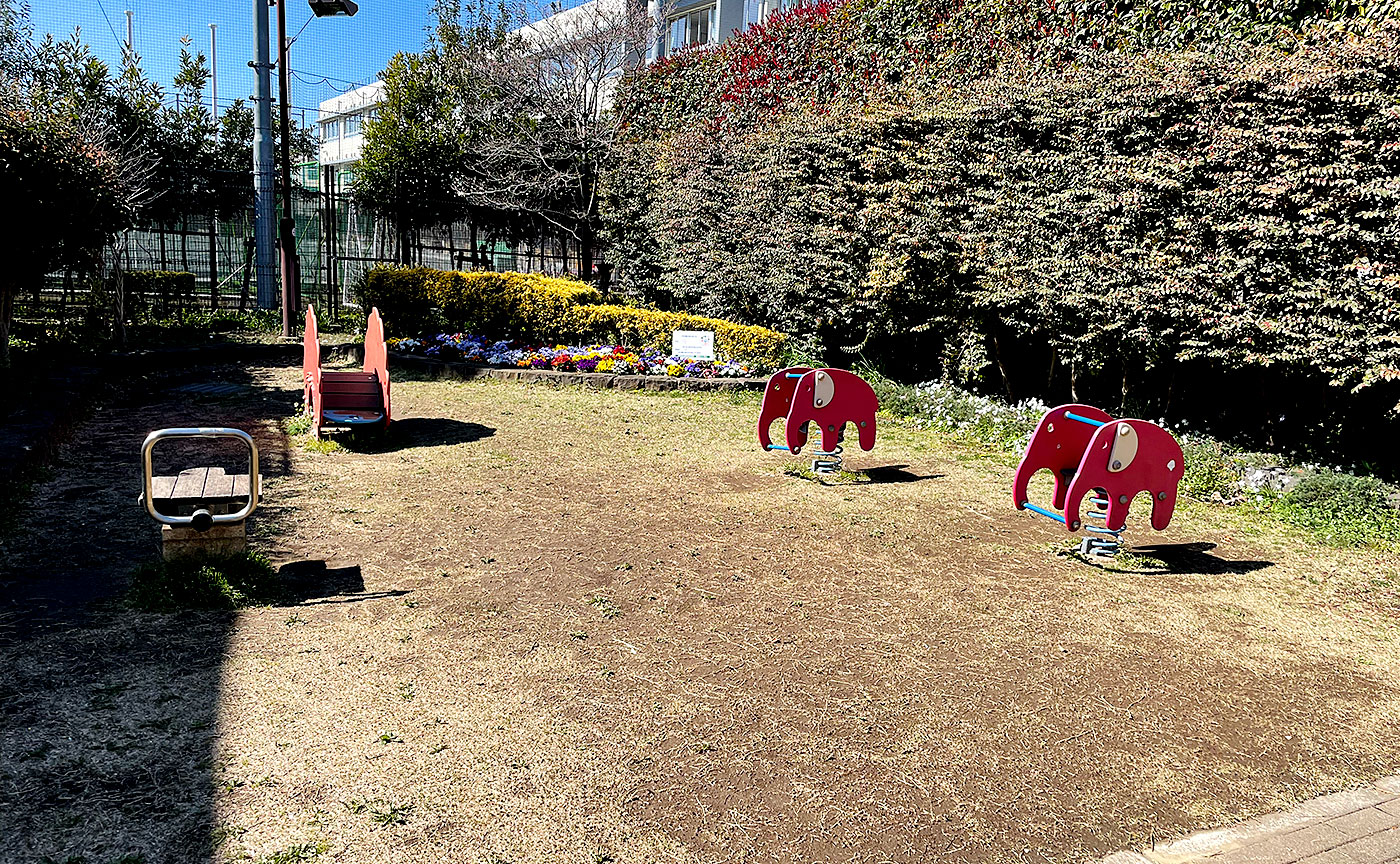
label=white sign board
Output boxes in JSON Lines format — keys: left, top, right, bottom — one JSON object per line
{"left": 671, "top": 330, "right": 715, "bottom": 361}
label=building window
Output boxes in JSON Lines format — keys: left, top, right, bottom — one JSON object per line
{"left": 302, "top": 164, "right": 320, "bottom": 186}
{"left": 324, "top": 119, "right": 340, "bottom": 140}
{"left": 343, "top": 113, "right": 361, "bottom": 137}
{"left": 667, "top": 5, "right": 716, "bottom": 54}
{"left": 743, "top": 0, "right": 764, "bottom": 27}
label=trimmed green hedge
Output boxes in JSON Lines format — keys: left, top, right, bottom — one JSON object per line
{"left": 357, "top": 265, "right": 788, "bottom": 368}
{"left": 125, "top": 270, "right": 197, "bottom": 310}
{"left": 603, "top": 20, "right": 1400, "bottom": 466}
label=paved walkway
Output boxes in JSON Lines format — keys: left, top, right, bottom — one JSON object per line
{"left": 1105, "top": 777, "right": 1400, "bottom": 864}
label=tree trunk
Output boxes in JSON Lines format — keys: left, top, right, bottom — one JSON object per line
{"left": 597, "top": 261, "right": 612, "bottom": 299}
{"left": 1069, "top": 356, "right": 1079, "bottom": 402}
{"left": 991, "top": 330, "right": 1014, "bottom": 401}
{"left": 209, "top": 215, "right": 220, "bottom": 309}
{"left": 239, "top": 238, "right": 253, "bottom": 312}
{"left": 580, "top": 224, "right": 595, "bottom": 281}
{"left": 397, "top": 216, "right": 411, "bottom": 265}
{"left": 469, "top": 222, "right": 479, "bottom": 271}
{"left": 0, "top": 287, "right": 13, "bottom": 367}
{"left": 111, "top": 256, "right": 127, "bottom": 347}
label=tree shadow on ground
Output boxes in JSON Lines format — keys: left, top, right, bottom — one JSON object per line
{"left": 863, "top": 464, "right": 944, "bottom": 484}
{"left": 0, "top": 359, "right": 370, "bottom": 864}
{"left": 335, "top": 418, "right": 496, "bottom": 453}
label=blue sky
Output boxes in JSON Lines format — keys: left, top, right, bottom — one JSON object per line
{"left": 28, "top": 0, "right": 437, "bottom": 122}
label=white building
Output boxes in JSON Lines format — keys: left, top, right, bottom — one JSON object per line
{"left": 310, "top": 80, "right": 385, "bottom": 189}
{"left": 648, "top": 0, "right": 790, "bottom": 61}
{"left": 310, "top": 0, "right": 795, "bottom": 181}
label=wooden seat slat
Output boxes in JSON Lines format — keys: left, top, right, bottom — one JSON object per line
{"left": 203, "top": 470, "right": 235, "bottom": 499}
{"left": 151, "top": 475, "right": 178, "bottom": 500}
{"left": 171, "top": 468, "right": 211, "bottom": 500}
{"left": 323, "top": 397, "right": 386, "bottom": 410}
{"left": 321, "top": 371, "right": 378, "bottom": 382}
{"left": 321, "top": 381, "right": 381, "bottom": 393}
{"left": 151, "top": 468, "right": 252, "bottom": 505}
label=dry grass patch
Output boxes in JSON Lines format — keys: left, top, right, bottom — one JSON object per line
{"left": 1, "top": 364, "right": 1397, "bottom": 864}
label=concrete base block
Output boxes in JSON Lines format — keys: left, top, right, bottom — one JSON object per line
{"left": 162, "top": 522, "right": 246, "bottom": 560}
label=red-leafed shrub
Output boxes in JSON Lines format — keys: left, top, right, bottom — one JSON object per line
{"left": 602, "top": 9, "right": 1400, "bottom": 467}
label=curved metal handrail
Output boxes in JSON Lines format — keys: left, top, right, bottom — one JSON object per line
{"left": 140, "top": 428, "right": 260, "bottom": 528}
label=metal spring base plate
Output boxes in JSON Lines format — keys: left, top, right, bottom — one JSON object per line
{"left": 811, "top": 444, "right": 844, "bottom": 475}
{"left": 1080, "top": 494, "right": 1123, "bottom": 558}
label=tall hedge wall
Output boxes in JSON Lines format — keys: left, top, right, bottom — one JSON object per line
{"left": 603, "top": 14, "right": 1400, "bottom": 465}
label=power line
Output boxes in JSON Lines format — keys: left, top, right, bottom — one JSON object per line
{"left": 92, "top": 0, "right": 124, "bottom": 47}
{"left": 291, "top": 69, "right": 370, "bottom": 94}
{"left": 291, "top": 68, "right": 370, "bottom": 87}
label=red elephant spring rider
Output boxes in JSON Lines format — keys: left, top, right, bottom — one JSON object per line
{"left": 758, "top": 368, "right": 878, "bottom": 474}
{"left": 1013, "top": 404, "right": 1185, "bottom": 557}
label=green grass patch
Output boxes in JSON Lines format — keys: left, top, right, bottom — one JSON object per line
{"left": 127, "top": 551, "right": 282, "bottom": 612}
{"left": 1178, "top": 434, "right": 1242, "bottom": 499}
{"left": 251, "top": 841, "right": 329, "bottom": 864}
{"left": 781, "top": 463, "right": 870, "bottom": 485}
{"left": 1275, "top": 471, "right": 1400, "bottom": 549}
{"left": 284, "top": 413, "right": 313, "bottom": 436}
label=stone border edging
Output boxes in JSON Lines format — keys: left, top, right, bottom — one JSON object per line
{"left": 1103, "top": 775, "right": 1400, "bottom": 863}
{"left": 385, "top": 350, "right": 768, "bottom": 392}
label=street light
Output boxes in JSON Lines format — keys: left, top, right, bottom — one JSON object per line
{"left": 308, "top": 0, "right": 359, "bottom": 16}
{"left": 275, "top": 0, "right": 359, "bottom": 337}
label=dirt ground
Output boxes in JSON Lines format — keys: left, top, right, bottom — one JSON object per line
{"left": 1, "top": 360, "right": 1397, "bottom": 864}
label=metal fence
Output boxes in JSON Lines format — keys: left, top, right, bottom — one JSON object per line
{"left": 21, "top": 185, "right": 596, "bottom": 329}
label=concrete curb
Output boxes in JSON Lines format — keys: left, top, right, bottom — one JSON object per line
{"left": 1104, "top": 776, "right": 1400, "bottom": 864}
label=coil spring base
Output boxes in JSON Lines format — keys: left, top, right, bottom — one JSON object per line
{"left": 1079, "top": 494, "right": 1123, "bottom": 558}
{"left": 811, "top": 444, "right": 844, "bottom": 475}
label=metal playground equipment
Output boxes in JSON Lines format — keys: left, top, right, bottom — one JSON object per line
{"left": 303, "top": 305, "right": 392, "bottom": 438}
{"left": 758, "top": 367, "right": 879, "bottom": 474}
{"left": 1013, "top": 404, "right": 1185, "bottom": 557}
{"left": 141, "top": 427, "right": 260, "bottom": 559}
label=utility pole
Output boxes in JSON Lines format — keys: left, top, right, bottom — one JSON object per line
{"left": 125, "top": 10, "right": 133, "bottom": 54}
{"left": 252, "top": 0, "right": 277, "bottom": 310}
{"left": 209, "top": 23, "right": 218, "bottom": 126}
{"left": 277, "top": 0, "right": 298, "bottom": 338}
{"left": 253, "top": 0, "right": 359, "bottom": 331}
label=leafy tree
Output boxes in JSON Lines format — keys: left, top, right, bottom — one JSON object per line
{"left": 602, "top": 0, "right": 1400, "bottom": 463}
{"left": 356, "top": 0, "right": 650, "bottom": 274}
{"left": 0, "top": 6, "right": 146, "bottom": 362}
{"left": 354, "top": 50, "right": 473, "bottom": 263}
{"left": 0, "top": 104, "right": 131, "bottom": 363}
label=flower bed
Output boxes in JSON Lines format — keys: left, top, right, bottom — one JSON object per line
{"left": 388, "top": 334, "right": 763, "bottom": 378}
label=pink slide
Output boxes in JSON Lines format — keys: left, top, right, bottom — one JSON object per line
{"left": 302, "top": 306, "right": 392, "bottom": 439}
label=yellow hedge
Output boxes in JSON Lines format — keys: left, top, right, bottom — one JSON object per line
{"left": 574, "top": 304, "right": 787, "bottom": 371}
{"left": 359, "top": 265, "right": 787, "bottom": 368}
